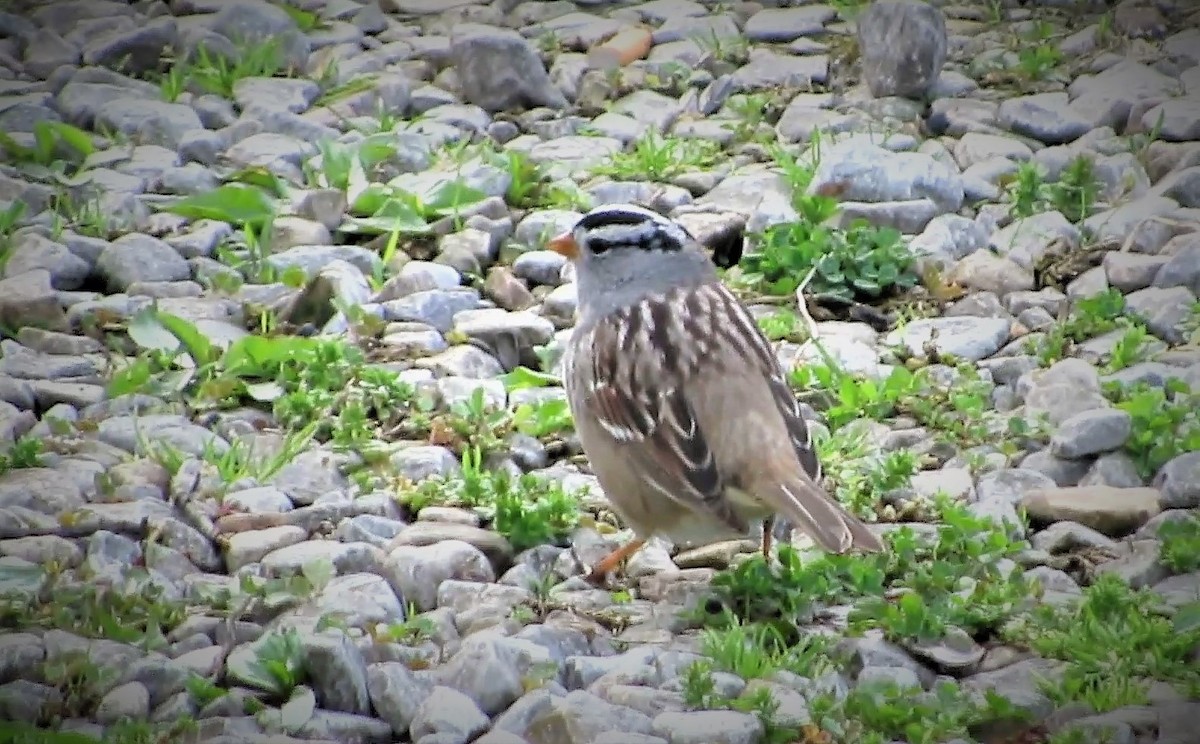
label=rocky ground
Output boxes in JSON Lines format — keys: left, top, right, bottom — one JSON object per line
{"left": 0, "top": 0, "right": 1199, "bottom": 743}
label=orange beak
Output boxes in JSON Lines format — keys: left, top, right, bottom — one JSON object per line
{"left": 547, "top": 231, "right": 579, "bottom": 260}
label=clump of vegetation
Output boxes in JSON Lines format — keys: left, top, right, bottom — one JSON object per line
{"left": 689, "top": 496, "right": 1030, "bottom": 646}
{"left": 0, "top": 572, "right": 186, "bottom": 651}
{"left": 0, "top": 435, "right": 44, "bottom": 473}
{"left": 732, "top": 140, "right": 920, "bottom": 303}
{"left": 1024, "top": 288, "right": 1134, "bottom": 366}
{"left": 1003, "top": 573, "right": 1200, "bottom": 710}
{"left": 741, "top": 214, "right": 919, "bottom": 302}
{"left": 1012, "top": 20, "right": 1064, "bottom": 81}
{"left": 1158, "top": 513, "right": 1200, "bottom": 574}
{"left": 402, "top": 447, "right": 581, "bottom": 552}
{"left": 595, "top": 131, "right": 723, "bottom": 182}
{"left": 1004, "top": 155, "right": 1102, "bottom": 223}
{"left": 1105, "top": 380, "right": 1200, "bottom": 480}
{"left": 153, "top": 38, "right": 289, "bottom": 101}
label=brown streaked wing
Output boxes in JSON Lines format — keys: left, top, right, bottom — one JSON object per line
{"left": 581, "top": 290, "right": 747, "bottom": 532}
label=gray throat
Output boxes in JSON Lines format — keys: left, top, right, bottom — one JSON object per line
{"left": 576, "top": 247, "right": 717, "bottom": 325}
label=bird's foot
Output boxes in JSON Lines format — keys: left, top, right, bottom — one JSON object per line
{"left": 584, "top": 537, "right": 646, "bottom": 588}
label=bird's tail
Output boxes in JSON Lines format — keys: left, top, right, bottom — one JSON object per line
{"left": 757, "top": 471, "right": 885, "bottom": 554}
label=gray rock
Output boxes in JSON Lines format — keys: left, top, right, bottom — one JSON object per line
{"left": 410, "top": 686, "right": 490, "bottom": 744}
{"left": 0, "top": 270, "right": 69, "bottom": 333}
{"left": 652, "top": 709, "right": 763, "bottom": 744}
{"left": 95, "top": 234, "right": 190, "bottom": 292}
{"left": 1050, "top": 408, "right": 1132, "bottom": 459}
{"left": 1124, "top": 285, "right": 1197, "bottom": 344}
{"left": 384, "top": 539, "right": 496, "bottom": 612}
{"left": 94, "top": 99, "right": 204, "bottom": 150}
{"left": 856, "top": 0, "right": 947, "bottom": 99}
{"left": 450, "top": 25, "right": 568, "bottom": 113}
{"left": 524, "top": 689, "right": 655, "bottom": 743}
{"left": 1154, "top": 451, "right": 1200, "bottom": 508}
{"left": 998, "top": 93, "right": 1093, "bottom": 145}
{"left": 885, "top": 316, "right": 1011, "bottom": 362}
{"left": 743, "top": 6, "right": 835, "bottom": 42}
{"left": 81, "top": 16, "right": 176, "bottom": 74}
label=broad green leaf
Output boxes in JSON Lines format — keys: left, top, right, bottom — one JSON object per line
{"left": 0, "top": 131, "right": 33, "bottom": 161}
{"left": 300, "top": 557, "right": 334, "bottom": 592}
{"left": 422, "top": 179, "right": 487, "bottom": 214}
{"left": 106, "top": 358, "right": 154, "bottom": 398}
{"left": 280, "top": 686, "right": 316, "bottom": 731}
{"left": 340, "top": 197, "right": 430, "bottom": 235}
{"left": 317, "top": 140, "right": 352, "bottom": 190}
{"left": 161, "top": 184, "right": 276, "bottom": 228}
{"left": 348, "top": 181, "right": 390, "bottom": 217}
{"left": 155, "top": 310, "right": 217, "bottom": 367}
{"left": 346, "top": 152, "right": 371, "bottom": 210}
{"left": 0, "top": 200, "right": 25, "bottom": 231}
{"left": 44, "top": 121, "right": 94, "bottom": 158}
{"left": 127, "top": 308, "right": 185, "bottom": 357}
{"left": 499, "top": 366, "right": 561, "bottom": 391}
{"left": 223, "top": 335, "right": 316, "bottom": 375}
{"left": 356, "top": 133, "right": 399, "bottom": 167}
{"left": 32, "top": 122, "right": 56, "bottom": 163}
{"left": 224, "top": 166, "right": 287, "bottom": 198}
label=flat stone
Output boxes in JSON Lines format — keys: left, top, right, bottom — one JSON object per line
{"left": 1020, "top": 486, "right": 1162, "bottom": 536}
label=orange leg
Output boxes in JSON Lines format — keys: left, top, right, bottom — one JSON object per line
{"left": 585, "top": 538, "right": 646, "bottom": 584}
{"left": 761, "top": 516, "right": 775, "bottom": 559}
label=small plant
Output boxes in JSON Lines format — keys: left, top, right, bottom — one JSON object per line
{"left": 1004, "top": 155, "right": 1101, "bottom": 223}
{"left": 1016, "top": 44, "right": 1062, "bottom": 81}
{"left": 0, "top": 435, "right": 44, "bottom": 472}
{"left": 0, "top": 121, "right": 94, "bottom": 174}
{"left": 690, "top": 28, "right": 749, "bottom": 65}
{"left": 1103, "top": 323, "right": 1152, "bottom": 372}
{"left": 473, "top": 147, "right": 589, "bottom": 211}
{"left": 370, "top": 602, "right": 437, "bottom": 646}
{"left": 511, "top": 398, "right": 574, "bottom": 438}
{"left": 429, "top": 388, "right": 512, "bottom": 456}
{"left": 244, "top": 628, "right": 307, "bottom": 698}
{"left": 594, "top": 131, "right": 722, "bottom": 182}
{"left": 199, "top": 422, "right": 318, "bottom": 486}
{"left": 701, "top": 620, "right": 837, "bottom": 680}
{"left": 0, "top": 576, "right": 186, "bottom": 651}
{"left": 1105, "top": 380, "right": 1200, "bottom": 480}
{"left": 185, "top": 674, "right": 228, "bottom": 708}
{"left": 724, "top": 92, "right": 783, "bottom": 144}
{"left": 1026, "top": 288, "right": 1130, "bottom": 365}
{"left": 40, "top": 650, "right": 118, "bottom": 722}
{"left": 1046, "top": 154, "right": 1102, "bottom": 222}
{"left": 740, "top": 215, "right": 919, "bottom": 302}
{"left": 1158, "top": 514, "right": 1200, "bottom": 574}
{"left": 1004, "top": 572, "right": 1200, "bottom": 710}
{"left": 755, "top": 309, "right": 806, "bottom": 342}
{"left": 408, "top": 453, "right": 581, "bottom": 552}
{"left": 808, "top": 678, "right": 1026, "bottom": 744}
{"left": 1004, "top": 161, "right": 1049, "bottom": 218}
{"left": 165, "top": 38, "right": 288, "bottom": 99}
{"left": 1013, "top": 20, "right": 1063, "bottom": 81}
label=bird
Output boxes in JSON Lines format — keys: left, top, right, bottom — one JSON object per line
{"left": 547, "top": 203, "right": 886, "bottom": 585}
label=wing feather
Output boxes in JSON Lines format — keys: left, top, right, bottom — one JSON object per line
{"left": 578, "top": 289, "right": 746, "bottom": 532}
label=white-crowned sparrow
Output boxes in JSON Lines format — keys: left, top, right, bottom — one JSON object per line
{"left": 549, "top": 204, "right": 885, "bottom": 583}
